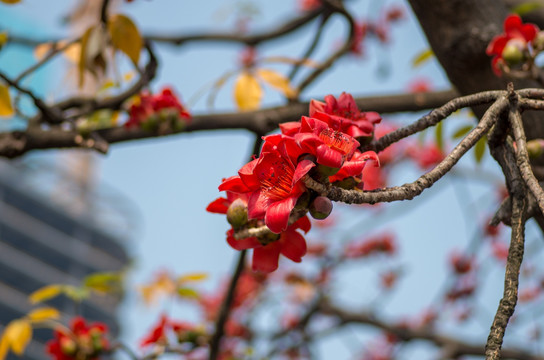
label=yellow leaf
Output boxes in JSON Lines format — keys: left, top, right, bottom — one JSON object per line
{"left": 123, "top": 71, "right": 135, "bottom": 82}
{"left": 0, "top": 332, "right": 8, "bottom": 360}
{"left": 28, "top": 284, "right": 63, "bottom": 304}
{"left": 108, "top": 14, "right": 142, "bottom": 65}
{"left": 0, "top": 32, "right": 8, "bottom": 49}
{"left": 257, "top": 68, "right": 296, "bottom": 98}
{"left": 79, "top": 25, "right": 108, "bottom": 88}
{"left": 34, "top": 41, "right": 80, "bottom": 63}
{"left": 0, "top": 0, "right": 22, "bottom": 4}
{"left": 0, "top": 85, "right": 13, "bottom": 117}
{"left": 234, "top": 71, "right": 262, "bottom": 111}
{"left": 4, "top": 320, "right": 31, "bottom": 355}
{"left": 412, "top": 48, "right": 434, "bottom": 68}
{"left": 27, "top": 307, "right": 60, "bottom": 322}
{"left": 177, "top": 272, "right": 208, "bottom": 283}
{"left": 84, "top": 272, "right": 123, "bottom": 293}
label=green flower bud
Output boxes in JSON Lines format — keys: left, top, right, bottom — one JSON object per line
{"left": 502, "top": 39, "right": 526, "bottom": 65}
{"left": 226, "top": 199, "right": 248, "bottom": 229}
{"left": 527, "top": 139, "right": 544, "bottom": 158}
{"left": 309, "top": 196, "right": 333, "bottom": 220}
{"left": 141, "top": 114, "right": 159, "bottom": 131}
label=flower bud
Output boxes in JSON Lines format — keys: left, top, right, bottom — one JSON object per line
{"left": 526, "top": 139, "right": 544, "bottom": 158}
{"left": 501, "top": 39, "right": 526, "bottom": 65}
{"left": 60, "top": 337, "right": 77, "bottom": 356}
{"left": 226, "top": 199, "right": 248, "bottom": 229}
{"left": 141, "top": 114, "right": 159, "bottom": 131}
{"left": 534, "top": 31, "right": 544, "bottom": 51}
{"left": 309, "top": 196, "right": 333, "bottom": 220}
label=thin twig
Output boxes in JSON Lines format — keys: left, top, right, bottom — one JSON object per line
{"left": 369, "top": 90, "right": 504, "bottom": 153}
{"left": 485, "top": 168, "right": 527, "bottom": 359}
{"left": 509, "top": 107, "right": 544, "bottom": 216}
{"left": 208, "top": 250, "right": 247, "bottom": 360}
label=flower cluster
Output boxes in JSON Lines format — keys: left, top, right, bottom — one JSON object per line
{"left": 125, "top": 87, "right": 191, "bottom": 131}
{"left": 208, "top": 92, "right": 381, "bottom": 272}
{"left": 46, "top": 317, "right": 109, "bottom": 360}
{"left": 486, "top": 14, "right": 542, "bottom": 76}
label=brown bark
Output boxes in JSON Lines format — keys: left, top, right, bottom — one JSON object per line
{"left": 408, "top": 0, "right": 544, "bottom": 141}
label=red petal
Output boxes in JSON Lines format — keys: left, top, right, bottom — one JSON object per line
{"left": 219, "top": 176, "right": 250, "bottom": 193}
{"left": 316, "top": 144, "right": 344, "bottom": 168}
{"left": 206, "top": 197, "right": 230, "bottom": 214}
{"left": 486, "top": 35, "right": 508, "bottom": 56}
{"left": 521, "top": 23, "right": 539, "bottom": 41}
{"left": 279, "top": 121, "right": 301, "bottom": 135}
{"left": 292, "top": 215, "right": 311, "bottom": 233}
{"left": 504, "top": 14, "right": 522, "bottom": 34}
{"left": 309, "top": 99, "right": 326, "bottom": 117}
{"left": 280, "top": 229, "right": 307, "bottom": 262}
{"left": 248, "top": 190, "right": 270, "bottom": 220}
{"left": 293, "top": 159, "right": 315, "bottom": 184}
{"left": 238, "top": 159, "right": 260, "bottom": 190}
{"left": 265, "top": 196, "right": 298, "bottom": 233}
{"left": 252, "top": 243, "right": 281, "bottom": 272}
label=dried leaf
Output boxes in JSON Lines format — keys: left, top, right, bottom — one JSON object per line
{"left": 177, "top": 272, "right": 208, "bottom": 283}
{"left": 412, "top": 49, "right": 434, "bottom": 68}
{"left": 108, "top": 14, "right": 142, "bottom": 65}
{"left": 27, "top": 307, "right": 60, "bottom": 322}
{"left": 257, "top": 68, "right": 296, "bottom": 98}
{"left": 0, "top": 85, "right": 13, "bottom": 117}
{"left": 234, "top": 71, "right": 262, "bottom": 111}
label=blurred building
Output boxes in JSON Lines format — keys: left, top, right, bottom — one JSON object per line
{"left": 0, "top": 159, "right": 133, "bottom": 360}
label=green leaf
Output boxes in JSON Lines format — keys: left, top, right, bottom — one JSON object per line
{"left": 512, "top": 2, "right": 544, "bottom": 15}
{"left": 177, "top": 287, "right": 200, "bottom": 299}
{"left": 452, "top": 124, "right": 473, "bottom": 139}
{"left": 412, "top": 49, "right": 434, "bottom": 68}
{"left": 108, "top": 14, "right": 142, "bottom": 65}
{"left": 434, "top": 121, "right": 444, "bottom": 152}
{"left": 84, "top": 272, "right": 123, "bottom": 293}
{"left": 474, "top": 136, "right": 487, "bottom": 163}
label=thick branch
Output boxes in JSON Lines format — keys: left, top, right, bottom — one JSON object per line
{"left": 0, "top": 90, "right": 456, "bottom": 159}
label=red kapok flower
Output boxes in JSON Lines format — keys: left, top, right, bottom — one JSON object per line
{"left": 220, "top": 136, "right": 314, "bottom": 233}
{"left": 328, "top": 150, "right": 380, "bottom": 184}
{"left": 309, "top": 92, "right": 381, "bottom": 139}
{"left": 295, "top": 116, "right": 360, "bottom": 168}
{"left": 46, "top": 317, "right": 109, "bottom": 360}
{"left": 486, "top": 14, "right": 539, "bottom": 75}
{"left": 125, "top": 87, "right": 191, "bottom": 129}
{"left": 227, "top": 215, "right": 311, "bottom": 272}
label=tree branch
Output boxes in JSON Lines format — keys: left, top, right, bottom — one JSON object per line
{"left": 305, "top": 96, "right": 508, "bottom": 204}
